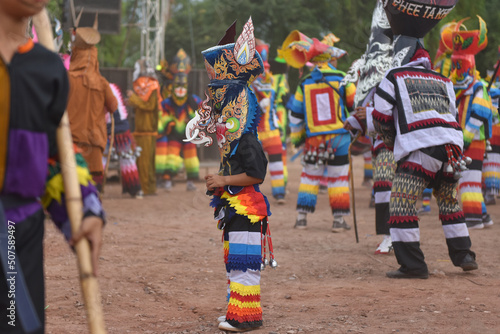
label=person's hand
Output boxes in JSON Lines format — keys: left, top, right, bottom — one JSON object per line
{"left": 69, "top": 216, "right": 104, "bottom": 276}
{"left": 354, "top": 106, "right": 366, "bottom": 120}
{"left": 205, "top": 174, "right": 227, "bottom": 191}
{"left": 126, "top": 89, "right": 133, "bottom": 98}
{"left": 343, "top": 121, "right": 354, "bottom": 131}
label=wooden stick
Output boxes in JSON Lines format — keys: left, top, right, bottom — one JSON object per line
{"left": 348, "top": 132, "right": 361, "bottom": 243}
{"left": 102, "top": 115, "right": 115, "bottom": 194}
{"left": 32, "top": 9, "right": 107, "bottom": 334}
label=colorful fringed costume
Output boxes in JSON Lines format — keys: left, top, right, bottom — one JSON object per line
{"left": 483, "top": 84, "right": 500, "bottom": 201}
{"left": 103, "top": 83, "right": 142, "bottom": 197}
{"left": 184, "top": 18, "right": 274, "bottom": 331}
{"left": 129, "top": 59, "right": 161, "bottom": 195}
{"left": 287, "top": 57, "right": 355, "bottom": 219}
{"left": 156, "top": 49, "right": 201, "bottom": 185}
{"left": 450, "top": 16, "right": 496, "bottom": 228}
{"left": 373, "top": 0, "right": 478, "bottom": 277}
{"left": 0, "top": 39, "right": 104, "bottom": 333}
{"left": 252, "top": 40, "right": 287, "bottom": 201}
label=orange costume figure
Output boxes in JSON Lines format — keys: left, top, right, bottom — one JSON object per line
{"left": 128, "top": 59, "right": 161, "bottom": 195}
{"left": 67, "top": 15, "right": 117, "bottom": 191}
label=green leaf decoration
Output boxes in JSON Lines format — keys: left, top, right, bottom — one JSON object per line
{"left": 462, "top": 37, "right": 473, "bottom": 50}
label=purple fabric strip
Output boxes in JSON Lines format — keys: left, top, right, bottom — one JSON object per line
{"left": 4, "top": 202, "right": 42, "bottom": 224}
{"left": 3, "top": 129, "right": 48, "bottom": 197}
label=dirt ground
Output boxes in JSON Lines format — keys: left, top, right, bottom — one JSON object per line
{"left": 43, "top": 152, "right": 500, "bottom": 334}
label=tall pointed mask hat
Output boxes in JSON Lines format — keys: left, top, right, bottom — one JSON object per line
{"left": 169, "top": 48, "right": 192, "bottom": 105}
{"left": 343, "top": 0, "right": 393, "bottom": 107}
{"left": 184, "top": 17, "right": 264, "bottom": 167}
{"left": 450, "top": 16, "right": 488, "bottom": 89}
{"left": 383, "top": 0, "right": 459, "bottom": 66}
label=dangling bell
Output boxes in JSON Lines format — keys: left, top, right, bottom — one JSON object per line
{"left": 317, "top": 159, "right": 324, "bottom": 166}
{"left": 460, "top": 164, "right": 468, "bottom": 171}
{"left": 329, "top": 153, "right": 335, "bottom": 161}
{"left": 486, "top": 140, "right": 492, "bottom": 152}
{"left": 260, "top": 262, "right": 266, "bottom": 271}
{"left": 445, "top": 164, "right": 454, "bottom": 173}
{"left": 453, "top": 171, "right": 462, "bottom": 180}
{"left": 464, "top": 156, "right": 472, "bottom": 165}
{"left": 270, "top": 259, "right": 278, "bottom": 268}
{"left": 264, "top": 258, "right": 269, "bottom": 266}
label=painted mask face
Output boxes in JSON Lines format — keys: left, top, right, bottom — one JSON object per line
{"left": 172, "top": 73, "right": 188, "bottom": 105}
{"left": 451, "top": 54, "right": 475, "bottom": 89}
{"left": 170, "top": 49, "right": 191, "bottom": 105}
{"left": 184, "top": 17, "right": 264, "bottom": 166}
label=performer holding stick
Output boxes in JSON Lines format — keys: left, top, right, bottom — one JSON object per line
{"left": 0, "top": 1, "right": 105, "bottom": 333}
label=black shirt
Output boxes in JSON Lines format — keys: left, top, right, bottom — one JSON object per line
{"left": 222, "top": 133, "right": 268, "bottom": 181}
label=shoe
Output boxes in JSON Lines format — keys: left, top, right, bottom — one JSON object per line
{"left": 466, "top": 221, "right": 484, "bottom": 230}
{"left": 484, "top": 194, "right": 496, "bottom": 206}
{"left": 217, "top": 315, "right": 226, "bottom": 323}
{"left": 482, "top": 213, "right": 494, "bottom": 227}
{"left": 319, "top": 184, "right": 328, "bottom": 194}
{"left": 374, "top": 235, "right": 392, "bottom": 255}
{"left": 459, "top": 254, "right": 478, "bottom": 272}
{"left": 218, "top": 321, "right": 251, "bottom": 332}
{"left": 418, "top": 205, "right": 431, "bottom": 214}
{"left": 332, "top": 217, "right": 351, "bottom": 233}
{"left": 386, "top": 269, "right": 429, "bottom": 279}
{"left": 164, "top": 180, "right": 173, "bottom": 191}
{"left": 294, "top": 218, "right": 307, "bottom": 229}
{"left": 275, "top": 195, "right": 286, "bottom": 205}
{"left": 186, "top": 181, "right": 197, "bottom": 191}
{"left": 134, "top": 190, "right": 144, "bottom": 199}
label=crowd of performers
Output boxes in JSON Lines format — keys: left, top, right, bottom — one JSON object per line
{"left": 2, "top": 0, "right": 500, "bottom": 333}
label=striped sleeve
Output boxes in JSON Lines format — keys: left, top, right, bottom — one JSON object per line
{"left": 373, "top": 76, "right": 396, "bottom": 148}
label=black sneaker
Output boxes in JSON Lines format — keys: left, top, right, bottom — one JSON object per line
{"left": 459, "top": 254, "right": 478, "bottom": 271}
{"left": 386, "top": 269, "right": 429, "bottom": 279}
{"left": 294, "top": 218, "right": 307, "bottom": 229}
{"left": 466, "top": 221, "right": 484, "bottom": 230}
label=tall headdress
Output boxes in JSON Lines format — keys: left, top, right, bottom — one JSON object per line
{"left": 255, "top": 39, "right": 270, "bottom": 71}
{"left": 434, "top": 21, "right": 460, "bottom": 76}
{"left": 71, "top": 10, "right": 101, "bottom": 49}
{"left": 278, "top": 31, "right": 346, "bottom": 69}
{"left": 383, "top": 0, "right": 459, "bottom": 67}
{"left": 169, "top": 48, "right": 192, "bottom": 105}
{"left": 184, "top": 17, "right": 264, "bottom": 167}
{"left": 342, "top": 0, "right": 393, "bottom": 107}
{"left": 450, "top": 16, "right": 488, "bottom": 89}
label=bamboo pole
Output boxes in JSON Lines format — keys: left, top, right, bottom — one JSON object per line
{"left": 348, "top": 133, "right": 361, "bottom": 244}
{"left": 32, "top": 9, "right": 107, "bottom": 334}
{"left": 102, "top": 116, "right": 115, "bottom": 194}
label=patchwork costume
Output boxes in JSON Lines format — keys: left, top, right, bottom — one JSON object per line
{"left": 156, "top": 49, "right": 201, "bottom": 189}
{"left": 450, "top": 17, "right": 496, "bottom": 229}
{"left": 282, "top": 30, "right": 355, "bottom": 230}
{"left": 374, "top": 0, "right": 477, "bottom": 278}
{"left": 185, "top": 19, "right": 274, "bottom": 331}
{"left": 252, "top": 39, "right": 287, "bottom": 201}
{"left": 0, "top": 39, "right": 104, "bottom": 334}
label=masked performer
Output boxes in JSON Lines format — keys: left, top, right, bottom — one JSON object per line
{"left": 373, "top": 0, "right": 478, "bottom": 279}
{"left": 343, "top": 0, "right": 394, "bottom": 254}
{"left": 185, "top": 18, "right": 276, "bottom": 332}
{"left": 128, "top": 59, "right": 161, "bottom": 196}
{"left": 156, "top": 49, "right": 201, "bottom": 191}
{"left": 283, "top": 30, "right": 355, "bottom": 232}
{"left": 0, "top": 2, "right": 104, "bottom": 332}
{"left": 252, "top": 39, "right": 287, "bottom": 203}
{"left": 67, "top": 14, "right": 118, "bottom": 192}
{"left": 450, "top": 16, "right": 496, "bottom": 229}
{"left": 103, "top": 83, "right": 142, "bottom": 198}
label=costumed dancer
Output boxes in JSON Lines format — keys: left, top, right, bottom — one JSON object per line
{"left": 272, "top": 55, "right": 291, "bottom": 188}
{"left": 66, "top": 14, "right": 118, "bottom": 192}
{"left": 374, "top": 0, "right": 477, "bottom": 279}
{"left": 185, "top": 18, "right": 275, "bottom": 332}
{"left": 156, "top": 49, "right": 201, "bottom": 191}
{"left": 343, "top": 0, "right": 394, "bottom": 254}
{"left": 103, "top": 83, "right": 143, "bottom": 198}
{"left": 128, "top": 59, "right": 161, "bottom": 196}
{"left": 450, "top": 16, "right": 496, "bottom": 229}
{"left": 481, "top": 53, "right": 500, "bottom": 206}
{"left": 253, "top": 39, "right": 287, "bottom": 203}
{"left": 0, "top": 1, "right": 104, "bottom": 332}
{"left": 283, "top": 29, "right": 355, "bottom": 232}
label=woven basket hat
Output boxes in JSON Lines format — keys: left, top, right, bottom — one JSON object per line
{"left": 73, "top": 13, "right": 101, "bottom": 49}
